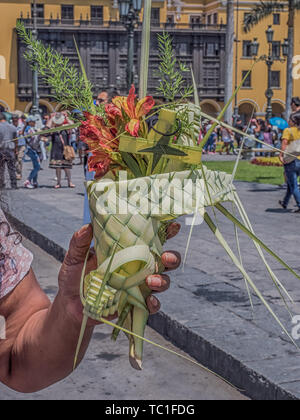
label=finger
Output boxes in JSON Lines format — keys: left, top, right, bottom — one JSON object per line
{"left": 85, "top": 252, "right": 98, "bottom": 275}
{"left": 146, "top": 295, "right": 161, "bottom": 315}
{"left": 86, "top": 311, "right": 118, "bottom": 327}
{"left": 64, "top": 224, "right": 93, "bottom": 266}
{"left": 161, "top": 251, "right": 181, "bottom": 271}
{"left": 166, "top": 222, "right": 181, "bottom": 240}
{"left": 146, "top": 274, "right": 170, "bottom": 293}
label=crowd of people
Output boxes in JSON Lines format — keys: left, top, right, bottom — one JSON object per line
{"left": 200, "top": 116, "right": 283, "bottom": 156}
{"left": 0, "top": 91, "right": 114, "bottom": 191}
{"left": 0, "top": 111, "right": 85, "bottom": 190}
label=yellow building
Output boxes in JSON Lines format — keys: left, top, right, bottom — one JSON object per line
{"left": 0, "top": 0, "right": 299, "bottom": 120}
{"left": 165, "top": 0, "right": 300, "bottom": 120}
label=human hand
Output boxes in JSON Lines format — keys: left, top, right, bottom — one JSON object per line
{"left": 279, "top": 153, "right": 285, "bottom": 164}
{"left": 58, "top": 223, "right": 181, "bottom": 324}
{"left": 145, "top": 222, "right": 181, "bottom": 314}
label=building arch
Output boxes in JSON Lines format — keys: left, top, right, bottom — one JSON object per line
{"left": 238, "top": 99, "right": 259, "bottom": 124}
{"left": 0, "top": 99, "right": 10, "bottom": 112}
{"left": 200, "top": 99, "right": 221, "bottom": 118}
{"left": 0, "top": 55, "right": 6, "bottom": 80}
{"left": 54, "top": 103, "right": 67, "bottom": 112}
{"left": 25, "top": 100, "right": 54, "bottom": 115}
{"left": 262, "top": 99, "right": 286, "bottom": 118}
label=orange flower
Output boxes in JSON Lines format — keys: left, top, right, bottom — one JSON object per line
{"left": 112, "top": 85, "right": 154, "bottom": 137}
{"left": 80, "top": 112, "right": 120, "bottom": 178}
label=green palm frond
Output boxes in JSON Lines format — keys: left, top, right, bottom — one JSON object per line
{"left": 243, "top": 1, "right": 285, "bottom": 33}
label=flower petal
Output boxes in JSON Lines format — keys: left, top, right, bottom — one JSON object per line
{"left": 126, "top": 119, "right": 140, "bottom": 137}
{"left": 136, "top": 96, "right": 155, "bottom": 118}
{"left": 126, "top": 85, "right": 137, "bottom": 119}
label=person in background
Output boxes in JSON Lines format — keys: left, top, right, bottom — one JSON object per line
{"left": 69, "top": 127, "right": 78, "bottom": 153}
{"left": 233, "top": 117, "right": 245, "bottom": 149}
{"left": 96, "top": 91, "right": 109, "bottom": 106}
{"left": 12, "top": 115, "right": 26, "bottom": 181}
{"left": 24, "top": 116, "right": 41, "bottom": 189}
{"left": 48, "top": 112, "right": 75, "bottom": 189}
{"left": 203, "top": 128, "right": 217, "bottom": 154}
{"left": 0, "top": 112, "right": 17, "bottom": 189}
{"left": 262, "top": 123, "right": 274, "bottom": 157}
{"left": 279, "top": 111, "right": 300, "bottom": 213}
{"left": 43, "top": 114, "right": 50, "bottom": 127}
{"left": 291, "top": 97, "right": 300, "bottom": 113}
{"left": 253, "top": 119, "right": 264, "bottom": 156}
{"left": 77, "top": 136, "right": 88, "bottom": 166}
{"left": 220, "top": 123, "right": 233, "bottom": 155}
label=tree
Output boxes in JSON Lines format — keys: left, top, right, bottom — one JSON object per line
{"left": 224, "top": 0, "right": 235, "bottom": 124}
{"left": 243, "top": 0, "right": 300, "bottom": 119}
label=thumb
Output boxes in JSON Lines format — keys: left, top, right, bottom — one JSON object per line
{"left": 63, "top": 224, "right": 93, "bottom": 267}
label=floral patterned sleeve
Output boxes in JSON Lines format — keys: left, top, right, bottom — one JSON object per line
{"left": 0, "top": 209, "right": 33, "bottom": 299}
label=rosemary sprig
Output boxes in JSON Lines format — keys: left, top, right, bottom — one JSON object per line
{"left": 16, "top": 21, "right": 94, "bottom": 111}
{"left": 155, "top": 32, "right": 193, "bottom": 105}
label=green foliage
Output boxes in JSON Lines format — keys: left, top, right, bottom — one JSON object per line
{"left": 16, "top": 20, "right": 94, "bottom": 111}
{"left": 243, "top": 1, "right": 284, "bottom": 33}
{"left": 155, "top": 32, "right": 193, "bottom": 104}
{"left": 204, "top": 160, "right": 284, "bottom": 185}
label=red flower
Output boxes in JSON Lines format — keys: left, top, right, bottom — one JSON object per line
{"left": 88, "top": 154, "right": 112, "bottom": 179}
{"left": 80, "top": 112, "right": 120, "bottom": 178}
{"left": 112, "top": 85, "right": 155, "bottom": 137}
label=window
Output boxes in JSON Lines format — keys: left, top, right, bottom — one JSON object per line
{"left": 94, "top": 40, "right": 108, "bottom": 53}
{"left": 242, "top": 41, "right": 252, "bottom": 58}
{"left": 203, "top": 67, "right": 219, "bottom": 87}
{"left": 204, "top": 42, "right": 219, "bottom": 57}
{"left": 166, "top": 15, "right": 174, "bottom": 24}
{"left": 151, "top": 8, "right": 160, "bottom": 26}
{"left": 242, "top": 70, "right": 252, "bottom": 88}
{"left": 207, "top": 15, "right": 211, "bottom": 25}
{"left": 91, "top": 6, "right": 103, "bottom": 23}
{"left": 61, "top": 5, "right": 74, "bottom": 21}
{"left": 175, "top": 42, "right": 188, "bottom": 56}
{"left": 166, "top": 15, "right": 175, "bottom": 27}
{"left": 273, "top": 13, "right": 280, "bottom": 25}
{"left": 190, "top": 15, "right": 201, "bottom": 25}
{"left": 31, "top": 3, "right": 44, "bottom": 19}
{"left": 271, "top": 71, "right": 280, "bottom": 88}
{"left": 272, "top": 41, "right": 281, "bottom": 58}
{"left": 213, "top": 13, "right": 218, "bottom": 25}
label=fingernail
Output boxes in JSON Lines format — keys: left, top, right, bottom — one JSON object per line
{"left": 167, "top": 223, "right": 180, "bottom": 238}
{"left": 164, "top": 252, "right": 178, "bottom": 266}
{"left": 147, "top": 275, "right": 162, "bottom": 287}
{"left": 77, "top": 224, "right": 91, "bottom": 238}
{"left": 172, "top": 223, "right": 180, "bottom": 232}
{"left": 150, "top": 295, "right": 159, "bottom": 307}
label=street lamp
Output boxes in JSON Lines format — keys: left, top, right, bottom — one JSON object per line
{"left": 251, "top": 25, "right": 287, "bottom": 121}
{"left": 118, "top": 0, "right": 143, "bottom": 91}
{"left": 232, "top": 0, "right": 240, "bottom": 125}
{"left": 31, "top": 0, "right": 40, "bottom": 116}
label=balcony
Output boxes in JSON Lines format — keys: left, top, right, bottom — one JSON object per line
{"left": 18, "top": 16, "right": 226, "bottom": 33}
